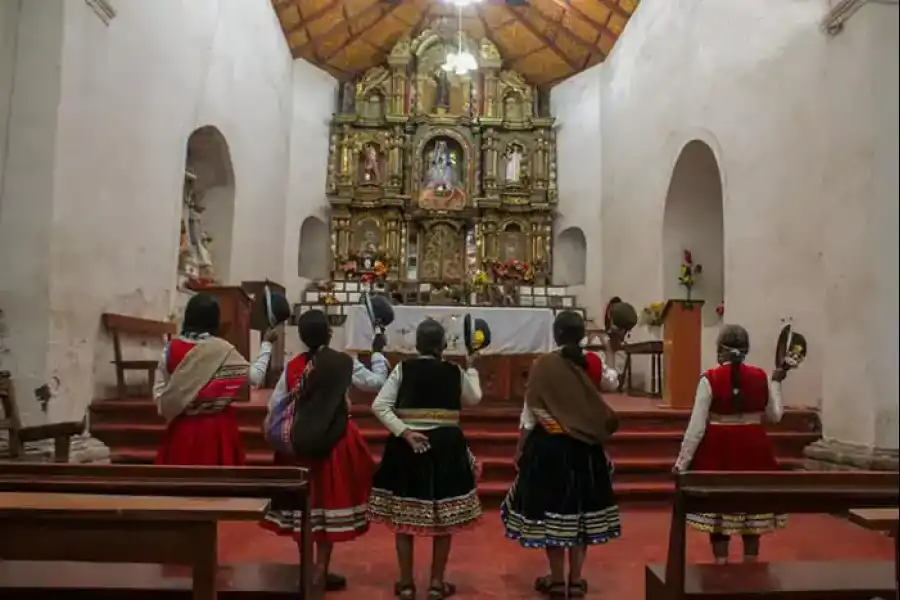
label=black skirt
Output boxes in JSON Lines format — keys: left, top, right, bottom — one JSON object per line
{"left": 368, "top": 426, "right": 482, "bottom": 536}
{"left": 501, "top": 425, "right": 621, "bottom": 548}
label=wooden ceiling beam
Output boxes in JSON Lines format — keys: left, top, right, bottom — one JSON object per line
{"left": 284, "top": 0, "right": 341, "bottom": 37}
{"left": 598, "top": 0, "right": 632, "bottom": 21}
{"left": 506, "top": 6, "right": 577, "bottom": 70}
{"left": 546, "top": 0, "right": 613, "bottom": 42}
{"left": 321, "top": 2, "right": 404, "bottom": 61}
{"left": 295, "top": 1, "right": 382, "bottom": 55}
{"left": 511, "top": 5, "right": 604, "bottom": 66}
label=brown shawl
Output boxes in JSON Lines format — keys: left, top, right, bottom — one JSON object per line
{"left": 526, "top": 352, "right": 619, "bottom": 445}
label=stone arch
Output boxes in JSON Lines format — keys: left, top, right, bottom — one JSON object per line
{"left": 554, "top": 226, "right": 587, "bottom": 286}
{"left": 298, "top": 215, "right": 330, "bottom": 280}
{"left": 179, "top": 125, "right": 235, "bottom": 284}
{"left": 662, "top": 139, "right": 725, "bottom": 367}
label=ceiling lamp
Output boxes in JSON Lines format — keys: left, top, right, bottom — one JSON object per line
{"left": 442, "top": 4, "right": 478, "bottom": 75}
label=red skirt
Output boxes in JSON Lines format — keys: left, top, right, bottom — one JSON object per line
{"left": 155, "top": 406, "right": 245, "bottom": 466}
{"left": 261, "top": 420, "right": 374, "bottom": 543}
{"left": 690, "top": 423, "right": 779, "bottom": 471}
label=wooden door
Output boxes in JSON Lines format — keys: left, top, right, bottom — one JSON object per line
{"left": 419, "top": 223, "right": 465, "bottom": 281}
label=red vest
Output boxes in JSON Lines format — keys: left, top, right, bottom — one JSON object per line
{"left": 285, "top": 353, "right": 310, "bottom": 392}
{"left": 705, "top": 363, "right": 769, "bottom": 414}
{"left": 165, "top": 338, "right": 245, "bottom": 410}
{"left": 585, "top": 352, "right": 604, "bottom": 386}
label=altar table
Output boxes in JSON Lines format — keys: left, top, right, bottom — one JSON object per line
{"left": 346, "top": 305, "right": 554, "bottom": 355}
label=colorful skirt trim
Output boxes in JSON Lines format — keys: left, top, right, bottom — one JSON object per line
{"left": 687, "top": 512, "right": 788, "bottom": 536}
{"left": 501, "top": 426, "right": 621, "bottom": 549}
{"left": 261, "top": 420, "right": 373, "bottom": 543}
{"left": 367, "top": 426, "right": 482, "bottom": 536}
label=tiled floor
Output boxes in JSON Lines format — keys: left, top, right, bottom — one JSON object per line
{"left": 219, "top": 509, "right": 895, "bottom": 599}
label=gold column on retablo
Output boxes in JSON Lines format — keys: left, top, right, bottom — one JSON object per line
{"left": 661, "top": 299, "right": 705, "bottom": 409}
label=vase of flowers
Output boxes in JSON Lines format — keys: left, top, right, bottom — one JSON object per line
{"left": 678, "top": 250, "right": 702, "bottom": 301}
{"left": 715, "top": 301, "right": 724, "bottom": 318}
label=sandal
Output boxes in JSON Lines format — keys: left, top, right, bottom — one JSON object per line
{"left": 325, "top": 572, "right": 347, "bottom": 591}
{"left": 546, "top": 582, "right": 567, "bottom": 599}
{"left": 394, "top": 582, "right": 416, "bottom": 600}
{"left": 427, "top": 581, "right": 457, "bottom": 599}
{"left": 568, "top": 579, "right": 588, "bottom": 598}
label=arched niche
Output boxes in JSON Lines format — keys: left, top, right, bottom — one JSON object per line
{"left": 662, "top": 140, "right": 725, "bottom": 367}
{"left": 298, "top": 215, "right": 330, "bottom": 280}
{"left": 554, "top": 226, "right": 587, "bottom": 286}
{"left": 178, "top": 125, "right": 235, "bottom": 286}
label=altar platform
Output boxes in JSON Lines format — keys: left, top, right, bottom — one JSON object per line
{"left": 89, "top": 391, "right": 821, "bottom": 507}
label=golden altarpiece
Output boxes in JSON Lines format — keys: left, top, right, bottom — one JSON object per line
{"left": 326, "top": 29, "right": 557, "bottom": 294}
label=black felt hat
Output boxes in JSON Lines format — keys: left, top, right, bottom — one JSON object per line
{"left": 362, "top": 292, "right": 395, "bottom": 331}
{"left": 775, "top": 323, "right": 808, "bottom": 370}
{"left": 463, "top": 313, "right": 491, "bottom": 354}
{"left": 606, "top": 299, "right": 639, "bottom": 334}
{"left": 265, "top": 287, "right": 292, "bottom": 327}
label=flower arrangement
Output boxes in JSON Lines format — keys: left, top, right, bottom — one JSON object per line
{"left": 642, "top": 301, "right": 665, "bottom": 327}
{"left": 715, "top": 301, "right": 724, "bottom": 317}
{"left": 678, "top": 249, "right": 702, "bottom": 300}
{"left": 323, "top": 293, "right": 339, "bottom": 306}
{"left": 471, "top": 270, "right": 489, "bottom": 286}
{"left": 339, "top": 249, "right": 392, "bottom": 281}
{"left": 485, "top": 258, "right": 534, "bottom": 283}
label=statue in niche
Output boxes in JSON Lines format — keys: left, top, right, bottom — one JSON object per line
{"left": 505, "top": 145, "right": 524, "bottom": 184}
{"left": 178, "top": 170, "right": 217, "bottom": 285}
{"left": 503, "top": 94, "right": 521, "bottom": 121}
{"left": 361, "top": 143, "right": 381, "bottom": 184}
{"left": 341, "top": 81, "right": 355, "bottom": 114}
{"left": 501, "top": 224, "right": 524, "bottom": 261}
{"left": 434, "top": 70, "right": 451, "bottom": 111}
{"left": 420, "top": 137, "right": 467, "bottom": 210}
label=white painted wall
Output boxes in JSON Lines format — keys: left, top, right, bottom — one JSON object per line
{"left": 0, "top": 0, "right": 335, "bottom": 426}
{"left": 550, "top": 64, "right": 603, "bottom": 314}
{"left": 598, "top": 0, "right": 898, "bottom": 450}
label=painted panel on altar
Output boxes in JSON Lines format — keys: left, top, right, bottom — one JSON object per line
{"left": 345, "top": 305, "right": 554, "bottom": 355}
{"left": 419, "top": 136, "right": 467, "bottom": 211}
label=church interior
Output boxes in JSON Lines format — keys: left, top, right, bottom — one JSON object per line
{"left": 0, "top": 0, "right": 897, "bottom": 598}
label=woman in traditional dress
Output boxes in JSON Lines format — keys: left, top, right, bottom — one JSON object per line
{"left": 262, "top": 309, "right": 387, "bottom": 593}
{"left": 502, "top": 310, "right": 621, "bottom": 600}
{"left": 673, "top": 324, "right": 787, "bottom": 563}
{"left": 153, "top": 293, "right": 274, "bottom": 466}
{"left": 368, "top": 318, "right": 483, "bottom": 600}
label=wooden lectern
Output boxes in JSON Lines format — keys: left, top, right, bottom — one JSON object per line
{"left": 195, "top": 286, "right": 252, "bottom": 360}
{"left": 241, "top": 280, "right": 287, "bottom": 388}
{"left": 661, "top": 299, "right": 704, "bottom": 409}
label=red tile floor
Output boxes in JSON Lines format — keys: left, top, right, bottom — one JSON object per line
{"left": 219, "top": 509, "right": 894, "bottom": 599}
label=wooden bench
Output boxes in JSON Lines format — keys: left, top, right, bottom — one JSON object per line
{"left": 0, "top": 492, "right": 269, "bottom": 600}
{"left": 0, "top": 371, "right": 83, "bottom": 462}
{"left": 621, "top": 340, "right": 663, "bottom": 397}
{"left": 847, "top": 508, "right": 899, "bottom": 537}
{"left": 0, "top": 462, "right": 312, "bottom": 599}
{"left": 101, "top": 313, "right": 176, "bottom": 399}
{"left": 646, "top": 470, "right": 899, "bottom": 600}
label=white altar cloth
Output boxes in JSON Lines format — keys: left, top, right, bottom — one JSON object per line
{"left": 345, "top": 305, "right": 554, "bottom": 355}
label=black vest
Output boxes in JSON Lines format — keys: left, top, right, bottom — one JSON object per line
{"left": 396, "top": 358, "right": 462, "bottom": 411}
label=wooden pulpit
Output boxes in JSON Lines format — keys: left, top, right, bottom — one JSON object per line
{"left": 196, "top": 286, "right": 252, "bottom": 360}
{"left": 661, "top": 299, "right": 704, "bottom": 409}
{"left": 241, "top": 280, "right": 287, "bottom": 388}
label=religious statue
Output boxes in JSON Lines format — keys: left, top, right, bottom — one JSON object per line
{"left": 505, "top": 146, "right": 523, "bottom": 184}
{"left": 178, "top": 169, "right": 217, "bottom": 285}
{"left": 434, "top": 70, "right": 451, "bottom": 111}
{"left": 362, "top": 143, "right": 381, "bottom": 183}
{"left": 341, "top": 81, "right": 355, "bottom": 114}
{"left": 358, "top": 226, "right": 380, "bottom": 255}
{"left": 425, "top": 140, "right": 457, "bottom": 191}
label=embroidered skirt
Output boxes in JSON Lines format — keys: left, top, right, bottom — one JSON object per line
{"left": 155, "top": 405, "right": 245, "bottom": 466}
{"left": 368, "top": 426, "right": 482, "bottom": 536}
{"left": 501, "top": 426, "right": 621, "bottom": 548}
{"left": 686, "top": 423, "right": 787, "bottom": 535}
{"left": 262, "top": 420, "right": 374, "bottom": 543}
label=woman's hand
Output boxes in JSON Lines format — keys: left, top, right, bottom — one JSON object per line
{"left": 465, "top": 351, "right": 480, "bottom": 369}
{"left": 401, "top": 429, "right": 431, "bottom": 454}
{"left": 772, "top": 368, "right": 787, "bottom": 382}
{"left": 263, "top": 328, "right": 279, "bottom": 344}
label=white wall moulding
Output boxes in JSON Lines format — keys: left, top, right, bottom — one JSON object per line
{"left": 821, "top": 0, "right": 899, "bottom": 35}
{"left": 85, "top": 0, "right": 115, "bottom": 26}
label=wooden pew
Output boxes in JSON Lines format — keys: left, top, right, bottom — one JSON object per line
{"left": 0, "top": 462, "right": 312, "bottom": 599}
{"left": 847, "top": 508, "right": 899, "bottom": 537}
{"left": 101, "top": 313, "right": 176, "bottom": 399}
{"left": 0, "top": 492, "right": 269, "bottom": 600}
{"left": 645, "top": 471, "right": 899, "bottom": 600}
{"left": 0, "top": 371, "right": 82, "bottom": 462}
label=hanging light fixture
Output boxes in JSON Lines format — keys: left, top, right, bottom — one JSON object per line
{"left": 442, "top": 4, "right": 479, "bottom": 76}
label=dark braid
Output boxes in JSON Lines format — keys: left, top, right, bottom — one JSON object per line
{"left": 298, "top": 310, "right": 331, "bottom": 357}
{"left": 554, "top": 310, "right": 588, "bottom": 369}
{"left": 718, "top": 325, "right": 750, "bottom": 412}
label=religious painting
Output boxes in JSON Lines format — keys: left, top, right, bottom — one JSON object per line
{"left": 419, "top": 222, "right": 465, "bottom": 281}
{"left": 419, "top": 136, "right": 467, "bottom": 211}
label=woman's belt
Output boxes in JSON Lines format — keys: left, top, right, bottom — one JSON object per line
{"left": 708, "top": 412, "right": 763, "bottom": 425}
{"left": 395, "top": 408, "right": 460, "bottom": 427}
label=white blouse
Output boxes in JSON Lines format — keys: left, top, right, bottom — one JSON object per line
{"left": 519, "top": 360, "right": 620, "bottom": 431}
{"left": 673, "top": 372, "right": 784, "bottom": 472}
{"left": 371, "top": 359, "right": 483, "bottom": 437}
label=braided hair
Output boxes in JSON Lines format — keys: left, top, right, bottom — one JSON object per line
{"left": 297, "top": 310, "right": 331, "bottom": 357}
{"left": 717, "top": 324, "right": 750, "bottom": 411}
{"left": 554, "top": 310, "right": 588, "bottom": 369}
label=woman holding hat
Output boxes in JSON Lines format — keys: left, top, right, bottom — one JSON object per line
{"left": 502, "top": 310, "right": 621, "bottom": 600}
{"left": 368, "top": 318, "right": 483, "bottom": 600}
{"left": 261, "top": 309, "right": 389, "bottom": 593}
{"left": 153, "top": 293, "right": 277, "bottom": 466}
{"left": 673, "top": 324, "right": 788, "bottom": 564}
